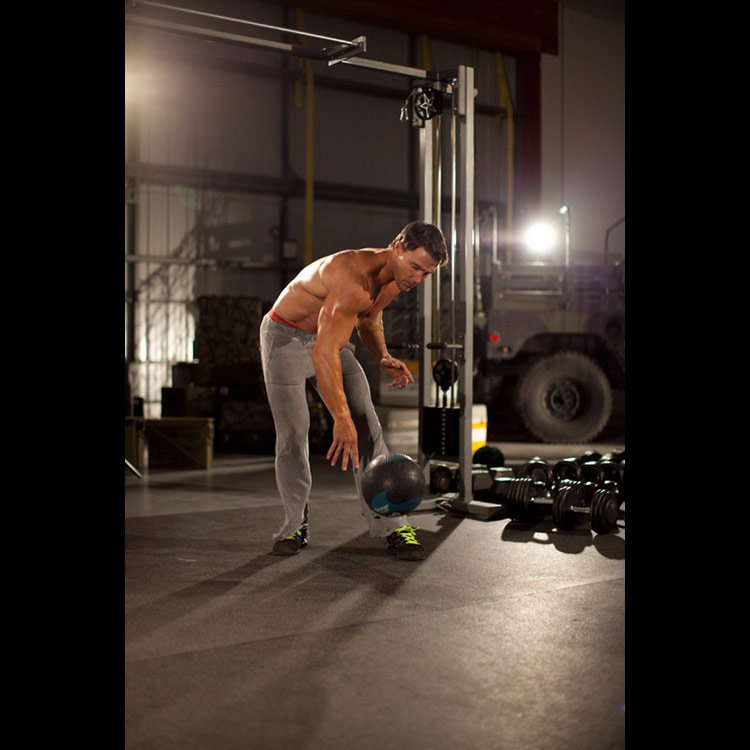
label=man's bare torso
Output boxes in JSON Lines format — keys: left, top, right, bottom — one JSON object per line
{"left": 272, "top": 248, "right": 400, "bottom": 332}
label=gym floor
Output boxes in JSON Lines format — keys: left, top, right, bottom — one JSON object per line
{"left": 125, "top": 431, "right": 627, "bottom": 749}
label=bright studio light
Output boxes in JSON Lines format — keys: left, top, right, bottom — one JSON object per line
{"left": 522, "top": 222, "right": 557, "bottom": 255}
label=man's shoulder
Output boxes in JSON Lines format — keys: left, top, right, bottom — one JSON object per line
{"left": 322, "top": 248, "right": 381, "bottom": 283}
{"left": 318, "top": 251, "right": 379, "bottom": 312}
{"left": 325, "top": 247, "right": 384, "bottom": 267}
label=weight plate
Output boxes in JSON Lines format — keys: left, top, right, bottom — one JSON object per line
{"left": 473, "top": 445, "right": 505, "bottom": 469}
{"left": 590, "top": 489, "right": 619, "bottom": 534}
{"left": 552, "top": 458, "right": 582, "bottom": 484}
{"left": 581, "top": 461, "right": 605, "bottom": 485}
{"left": 430, "top": 465, "right": 454, "bottom": 494}
{"left": 596, "top": 460, "right": 622, "bottom": 485}
{"left": 578, "top": 450, "right": 603, "bottom": 464}
{"left": 552, "top": 484, "right": 580, "bottom": 530}
{"left": 521, "top": 457, "right": 551, "bottom": 487}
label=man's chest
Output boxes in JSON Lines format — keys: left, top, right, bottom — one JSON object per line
{"left": 358, "top": 282, "right": 399, "bottom": 320}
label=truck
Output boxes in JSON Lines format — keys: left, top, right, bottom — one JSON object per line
{"left": 475, "top": 232, "right": 625, "bottom": 444}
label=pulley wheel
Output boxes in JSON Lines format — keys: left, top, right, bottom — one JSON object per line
{"left": 432, "top": 359, "right": 458, "bottom": 391}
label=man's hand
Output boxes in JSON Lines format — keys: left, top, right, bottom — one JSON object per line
{"left": 380, "top": 356, "right": 415, "bottom": 388}
{"left": 327, "top": 414, "right": 360, "bottom": 471}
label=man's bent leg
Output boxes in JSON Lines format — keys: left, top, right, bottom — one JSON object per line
{"left": 338, "top": 345, "right": 411, "bottom": 538}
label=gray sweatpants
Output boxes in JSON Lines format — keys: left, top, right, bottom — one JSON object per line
{"left": 259, "top": 313, "right": 410, "bottom": 542}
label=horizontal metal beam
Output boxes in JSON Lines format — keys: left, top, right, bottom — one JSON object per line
{"left": 125, "top": 13, "right": 365, "bottom": 62}
{"left": 125, "top": 161, "right": 420, "bottom": 209}
{"left": 125, "top": 255, "right": 215, "bottom": 266}
{"left": 126, "top": 3, "right": 440, "bottom": 81}
{"left": 126, "top": 35, "right": 507, "bottom": 116}
{"left": 124, "top": 255, "right": 300, "bottom": 272}
{"left": 339, "top": 56, "right": 430, "bottom": 80}
{"left": 132, "top": 1, "right": 365, "bottom": 48}
{"left": 125, "top": 161, "right": 505, "bottom": 217}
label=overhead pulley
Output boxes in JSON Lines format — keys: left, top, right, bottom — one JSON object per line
{"left": 400, "top": 85, "right": 445, "bottom": 125}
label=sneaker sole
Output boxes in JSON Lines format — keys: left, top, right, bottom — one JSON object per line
{"left": 272, "top": 541, "right": 308, "bottom": 556}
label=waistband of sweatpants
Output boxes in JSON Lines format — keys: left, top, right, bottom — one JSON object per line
{"left": 264, "top": 311, "right": 317, "bottom": 338}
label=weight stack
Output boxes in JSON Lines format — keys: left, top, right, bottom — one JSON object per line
{"left": 421, "top": 406, "right": 459, "bottom": 458}
{"left": 420, "top": 404, "right": 488, "bottom": 459}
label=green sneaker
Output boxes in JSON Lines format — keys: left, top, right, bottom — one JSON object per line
{"left": 386, "top": 525, "right": 426, "bottom": 561}
{"left": 272, "top": 528, "right": 308, "bottom": 556}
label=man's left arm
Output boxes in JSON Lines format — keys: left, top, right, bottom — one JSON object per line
{"left": 356, "top": 312, "right": 414, "bottom": 389}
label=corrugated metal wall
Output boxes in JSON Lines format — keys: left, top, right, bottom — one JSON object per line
{"left": 125, "top": 0, "right": 517, "bottom": 416}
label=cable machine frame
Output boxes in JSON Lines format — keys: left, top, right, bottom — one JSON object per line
{"left": 125, "top": 1, "right": 486, "bottom": 511}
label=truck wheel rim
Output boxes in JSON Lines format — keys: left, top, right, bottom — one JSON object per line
{"left": 543, "top": 378, "right": 583, "bottom": 421}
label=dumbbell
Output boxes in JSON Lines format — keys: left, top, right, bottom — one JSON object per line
{"left": 595, "top": 459, "right": 625, "bottom": 507}
{"left": 520, "top": 457, "right": 553, "bottom": 487}
{"left": 490, "top": 476, "right": 551, "bottom": 522}
{"left": 516, "top": 457, "right": 613, "bottom": 529}
{"left": 429, "top": 463, "right": 456, "bottom": 494}
{"left": 429, "top": 461, "right": 514, "bottom": 497}
{"left": 466, "top": 445, "right": 508, "bottom": 500}
{"left": 592, "top": 450, "right": 625, "bottom": 496}
{"left": 551, "top": 456, "right": 625, "bottom": 505}
{"left": 551, "top": 457, "right": 604, "bottom": 485}
{"left": 514, "top": 451, "right": 622, "bottom": 533}
{"left": 472, "top": 445, "right": 505, "bottom": 470}
{"left": 600, "top": 449, "right": 625, "bottom": 463}
{"left": 552, "top": 480, "right": 620, "bottom": 534}
{"left": 430, "top": 445, "right": 505, "bottom": 492}
{"left": 507, "top": 456, "right": 590, "bottom": 523}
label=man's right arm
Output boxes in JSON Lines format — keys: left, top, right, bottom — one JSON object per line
{"left": 310, "top": 274, "right": 368, "bottom": 471}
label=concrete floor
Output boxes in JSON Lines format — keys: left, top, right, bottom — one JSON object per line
{"left": 125, "top": 440, "right": 626, "bottom": 750}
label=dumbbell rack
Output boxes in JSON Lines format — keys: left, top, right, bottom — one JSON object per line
{"left": 430, "top": 449, "right": 625, "bottom": 534}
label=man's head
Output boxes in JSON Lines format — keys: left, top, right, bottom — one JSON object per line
{"left": 388, "top": 221, "right": 448, "bottom": 293}
{"left": 389, "top": 221, "right": 449, "bottom": 267}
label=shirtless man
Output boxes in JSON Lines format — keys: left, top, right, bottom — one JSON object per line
{"left": 259, "top": 221, "right": 448, "bottom": 560}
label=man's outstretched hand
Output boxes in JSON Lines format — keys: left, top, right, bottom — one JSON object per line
{"left": 380, "top": 356, "right": 415, "bottom": 388}
{"left": 327, "top": 414, "right": 360, "bottom": 471}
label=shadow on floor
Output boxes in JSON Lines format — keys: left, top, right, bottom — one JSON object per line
{"left": 499, "top": 515, "right": 625, "bottom": 559}
{"left": 126, "top": 510, "right": 466, "bottom": 645}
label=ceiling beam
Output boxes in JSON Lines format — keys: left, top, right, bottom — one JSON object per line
{"left": 290, "top": 0, "right": 559, "bottom": 55}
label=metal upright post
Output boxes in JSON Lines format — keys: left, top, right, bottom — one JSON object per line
{"left": 418, "top": 118, "right": 436, "bottom": 467}
{"left": 456, "top": 65, "right": 475, "bottom": 505}
{"left": 443, "top": 65, "right": 499, "bottom": 517}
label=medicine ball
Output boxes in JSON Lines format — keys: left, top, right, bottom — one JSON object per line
{"left": 361, "top": 453, "right": 426, "bottom": 516}
{"left": 472, "top": 445, "right": 505, "bottom": 469}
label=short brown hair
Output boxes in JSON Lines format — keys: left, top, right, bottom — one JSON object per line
{"left": 390, "top": 221, "right": 448, "bottom": 266}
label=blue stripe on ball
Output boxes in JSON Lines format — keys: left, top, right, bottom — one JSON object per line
{"left": 370, "top": 490, "right": 390, "bottom": 514}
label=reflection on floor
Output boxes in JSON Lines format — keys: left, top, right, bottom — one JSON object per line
{"left": 125, "top": 445, "right": 625, "bottom": 750}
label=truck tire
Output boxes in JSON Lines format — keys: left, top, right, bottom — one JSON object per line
{"left": 516, "top": 351, "right": 612, "bottom": 443}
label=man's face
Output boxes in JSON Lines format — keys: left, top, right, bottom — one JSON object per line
{"left": 394, "top": 243, "right": 440, "bottom": 292}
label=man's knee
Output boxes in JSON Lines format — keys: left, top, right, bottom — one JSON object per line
{"left": 276, "top": 426, "right": 310, "bottom": 457}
